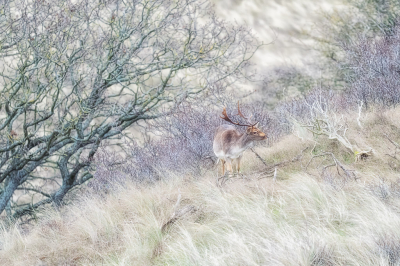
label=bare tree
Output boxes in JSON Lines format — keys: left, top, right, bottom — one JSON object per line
{"left": 0, "top": 0, "right": 261, "bottom": 218}
{"left": 341, "top": 25, "right": 400, "bottom": 109}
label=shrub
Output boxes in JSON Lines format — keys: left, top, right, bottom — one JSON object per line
{"left": 89, "top": 101, "right": 283, "bottom": 190}
{"left": 342, "top": 25, "right": 400, "bottom": 108}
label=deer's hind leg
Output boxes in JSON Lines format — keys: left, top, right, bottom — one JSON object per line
{"left": 220, "top": 159, "right": 226, "bottom": 176}
{"left": 217, "top": 159, "right": 227, "bottom": 187}
{"left": 236, "top": 156, "right": 242, "bottom": 174}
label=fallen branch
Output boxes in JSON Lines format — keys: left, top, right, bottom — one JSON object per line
{"left": 384, "top": 133, "right": 400, "bottom": 148}
{"left": 296, "top": 97, "right": 372, "bottom": 162}
{"left": 306, "top": 152, "right": 357, "bottom": 181}
{"left": 384, "top": 133, "right": 400, "bottom": 161}
{"left": 161, "top": 205, "right": 197, "bottom": 233}
{"left": 252, "top": 146, "right": 309, "bottom": 179}
{"left": 251, "top": 148, "right": 268, "bottom": 167}
{"left": 161, "top": 192, "right": 197, "bottom": 233}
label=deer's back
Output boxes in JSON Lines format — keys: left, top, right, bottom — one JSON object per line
{"left": 213, "top": 125, "right": 244, "bottom": 159}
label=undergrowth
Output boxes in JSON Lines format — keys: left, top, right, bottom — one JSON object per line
{"left": 2, "top": 107, "right": 400, "bottom": 265}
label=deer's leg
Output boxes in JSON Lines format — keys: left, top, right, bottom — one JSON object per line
{"left": 221, "top": 159, "right": 225, "bottom": 176}
{"left": 226, "top": 159, "right": 233, "bottom": 174}
{"left": 237, "top": 156, "right": 242, "bottom": 173}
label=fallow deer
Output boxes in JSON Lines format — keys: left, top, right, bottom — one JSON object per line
{"left": 213, "top": 103, "right": 267, "bottom": 176}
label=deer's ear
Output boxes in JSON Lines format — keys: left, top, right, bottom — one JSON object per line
{"left": 254, "top": 122, "right": 259, "bottom": 128}
{"left": 246, "top": 127, "right": 252, "bottom": 134}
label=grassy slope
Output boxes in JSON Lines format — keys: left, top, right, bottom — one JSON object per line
{"left": 2, "top": 108, "right": 400, "bottom": 265}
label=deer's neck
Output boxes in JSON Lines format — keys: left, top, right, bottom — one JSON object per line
{"left": 238, "top": 133, "right": 254, "bottom": 149}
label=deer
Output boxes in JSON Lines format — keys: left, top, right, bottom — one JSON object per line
{"left": 213, "top": 102, "right": 267, "bottom": 177}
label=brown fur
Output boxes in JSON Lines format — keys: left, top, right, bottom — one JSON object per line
{"left": 213, "top": 124, "right": 267, "bottom": 175}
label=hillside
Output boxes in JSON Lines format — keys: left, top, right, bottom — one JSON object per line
{"left": 2, "top": 0, "right": 400, "bottom": 265}
{"left": 2, "top": 107, "right": 400, "bottom": 265}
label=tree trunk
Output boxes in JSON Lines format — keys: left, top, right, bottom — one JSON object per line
{"left": 0, "top": 171, "right": 25, "bottom": 215}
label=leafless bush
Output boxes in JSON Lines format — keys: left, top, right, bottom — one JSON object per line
{"left": 151, "top": 103, "right": 222, "bottom": 172}
{"left": 275, "top": 88, "right": 374, "bottom": 161}
{"left": 274, "top": 23, "right": 400, "bottom": 127}
{"left": 376, "top": 234, "right": 400, "bottom": 266}
{"left": 313, "top": 0, "right": 400, "bottom": 85}
{"left": 259, "top": 66, "right": 317, "bottom": 107}
{"left": 88, "top": 100, "right": 283, "bottom": 190}
{"left": 154, "top": 100, "right": 282, "bottom": 171}
{"left": 87, "top": 148, "right": 128, "bottom": 193}
{"left": 342, "top": 25, "right": 400, "bottom": 109}
{"left": 276, "top": 89, "right": 352, "bottom": 122}
{"left": 368, "top": 177, "right": 400, "bottom": 201}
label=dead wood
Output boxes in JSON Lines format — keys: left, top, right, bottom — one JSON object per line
{"left": 306, "top": 152, "right": 357, "bottom": 181}
{"left": 161, "top": 192, "right": 197, "bottom": 233}
{"left": 252, "top": 146, "right": 309, "bottom": 179}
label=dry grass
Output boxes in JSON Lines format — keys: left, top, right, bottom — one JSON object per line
{"left": 2, "top": 107, "right": 400, "bottom": 265}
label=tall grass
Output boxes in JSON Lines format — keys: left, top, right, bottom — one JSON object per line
{"left": 2, "top": 106, "right": 400, "bottom": 265}
{"left": 2, "top": 171, "right": 400, "bottom": 265}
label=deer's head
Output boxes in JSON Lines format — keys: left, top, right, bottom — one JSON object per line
{"left": 246, "top": 123, "right": 267, "bottom": 140}
{"left": 220, "top": 102, "right": 267, "bottom": 140}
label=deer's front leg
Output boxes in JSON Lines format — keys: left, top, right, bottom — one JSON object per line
{"left": 221, "top": 159, "right": 226, "bottom": 176}
{"left": 236, "top": 156, "right": 242, "bottom": 173}
{"left": 226, "top": 158, "right": 233, "bottom": 175}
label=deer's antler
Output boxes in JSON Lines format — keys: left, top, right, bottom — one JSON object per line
{"left": 237, "top": 101, "right": 248, "bottom": 120}
{"left": 220, "top": 107, "right": 251, "bottom": 127}
{"left": 220, "top": 103, "right": 259, "bottom": 127}
{"left": 236, "top": 101, "right": 258, "bottom": 127}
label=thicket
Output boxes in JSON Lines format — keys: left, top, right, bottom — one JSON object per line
{"left": 134, "top": 19, "right": 400, "bottom": 161}
{"left": 316, "top": 0, "right": 400, "bottom": 86}
{"left": 261, "top": 0, "right": 400, "bottom": 103}
{"left": 0, "top": 0, "right": 260, "bottom": 219}
{"left": 91, "top": 6, "right": 400, "bottom": 195}
{"left": 90, "top": 98, "right": 283, "bottom": 191}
